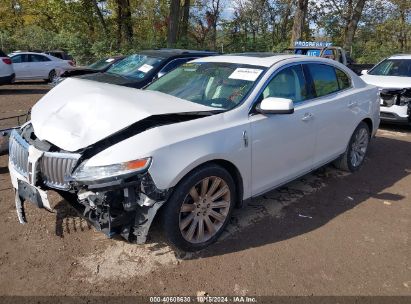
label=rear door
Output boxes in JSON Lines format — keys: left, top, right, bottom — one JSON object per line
{"left": 28, "top": 54, "right": 52, "bottom": 79}
{"left": 11, "top": 54, "right": 30, "bottom": 79}
{"left": 303, "top": 63, "right": 357, "bottom": 167}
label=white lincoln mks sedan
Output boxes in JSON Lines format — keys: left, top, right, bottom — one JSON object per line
{"left": 8, "top": 54, "right": 379, "bottom": 251}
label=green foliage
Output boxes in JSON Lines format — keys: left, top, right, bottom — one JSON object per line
{"left": 0, "top": 0, "right": 409, "bottom": 65}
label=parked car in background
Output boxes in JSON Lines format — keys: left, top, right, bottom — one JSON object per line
{"left": 0, "top": 49, "right": 15, "bottom": 85}
{"left": 79, "top": 49, "right": 218, "bottom": 88}
{"left": 9, "top": 52, "right": 72, "bottom": 82}
{"left": 284, "top": 41, "right": 374, "bottom": 75}
{"left": 53, "top": 55, "right": 125, "bottom": 86}
{"left": 8, "top": 54, "right": 379, "bottom": 251}
{"left": 43, "top": 50, "right": 75, "bottom": 66}
{"left": 361, "top": 54, "right": 411, "bottom": 124}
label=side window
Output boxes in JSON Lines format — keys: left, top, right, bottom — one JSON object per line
{"left": 29, "top": 54, "right": 51, "bottom": 62}
{"left": 335, "top": 68, "right": 351, "bottom": 90}
{"left": 307, "top": 64, "right": 339, "bottom": 97}
{"left": 11, "top": 54, "right": 26, "bottom": 63}
{"left": 261, "top": 65, "right": 308, "bottom": 103}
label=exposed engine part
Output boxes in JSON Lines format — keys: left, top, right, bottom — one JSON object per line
{"left": 380, "top": 88, "right": 411, "bottom": 108}
{"left": 72, "top": 171, "right": 171, "bottom": 243}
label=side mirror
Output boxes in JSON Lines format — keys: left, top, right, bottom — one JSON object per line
{"left": 256, "top": 97, "right": 294, "bottom": 114}
{"left": 361, "top": 69, "right": 368, "bottom": 75}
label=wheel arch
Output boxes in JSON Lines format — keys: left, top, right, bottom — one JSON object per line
{"left": 362, "top": 117, "right": 373, "bottom": 135}
{"left": 168, "top": 159, "right": 245, "bottom": 209}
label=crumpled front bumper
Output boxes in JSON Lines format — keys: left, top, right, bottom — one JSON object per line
{"left": 9, "top": 161, "right": 52, "bottom": 223}
{"left": 8, "top": 130, "right": 171, "bottom": 244}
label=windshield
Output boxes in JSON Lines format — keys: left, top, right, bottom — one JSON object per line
{"left": 146, "top": 62, "right": 266, "bottom": 110}
{"left": 369, "top": 59, "right": 411, "bottom": 77}
{"left": 88, "top": 58, "right": 116, "bottom": 70}
{"left": 106, "top": 54, "right": 163, "bottom": 79}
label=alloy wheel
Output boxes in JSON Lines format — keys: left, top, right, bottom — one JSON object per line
{"left": 179, "top": 176, "right": 231, "bottom": 244}
{"left": 350, "top": 128, "right": 369, "bottom": 167}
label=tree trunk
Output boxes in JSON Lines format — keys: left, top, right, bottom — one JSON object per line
{"left": 167, "top": 0, "right": 180, "bottom": 47}
{"left": 209, "top": 0, "right": 221, "bottom": 51}
{"left": 92, "top": 0, "right": 108, "bottom": 36}
{"left": 122, "top": 0, "right": 133, "bottom": 44}
{"left": 281, "top": 0, "right": 293, "bottom": 41}
{"left": 180, "top": 0, "right": 190, "bottom": 45}
{"left": 116, "top": 1, "right": 123, "bottom": 47}
{"left": 290, "top": 0, "right": 308, "bottom": 47}
{"left": 343, "top": 0, "right": 367, "bottom": 51}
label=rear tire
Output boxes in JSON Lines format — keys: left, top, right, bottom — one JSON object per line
{"left": 47, "top": 70, "right": 56, "bottom": 83}
{"left": 161, "top": 164, "right": 236, "bottom": 252}
{"left": 334, "top": 122, "right": 370, "bottom": 172}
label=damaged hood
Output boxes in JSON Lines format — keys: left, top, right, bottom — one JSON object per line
{"left": 32, "top": 78, "right": 214, "bottom": 152}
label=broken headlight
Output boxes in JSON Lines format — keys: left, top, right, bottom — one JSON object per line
{"left": 71, "top": 157, "right": 151, "bottom": 183}
{"left": 381, "top": 96, "right": 396, "bottom": 107}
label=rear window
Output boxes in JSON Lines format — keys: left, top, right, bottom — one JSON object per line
{"left": 335, "top": 68, "right": 351, "bottom": 90}
{"left": 307, "top": 64, "right": 339, "bottom": 97}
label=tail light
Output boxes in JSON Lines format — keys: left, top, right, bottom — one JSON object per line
{"left": 2, "top": 58, "right": 12, "bottom": 65}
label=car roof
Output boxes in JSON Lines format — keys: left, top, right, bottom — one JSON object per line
{"left": 228, "top": 52, "right": 286, "bottom": 58}
{"left": 10, "top": 51, "right": 50, "bottom": 56}
{"left": 137, "top": 49, "right": 218, "bottom": 59}
{"left": 388, "top": 54, "right": 411, "bottom": 60}
{"left": 191, "top": 54, "right": 309, "bottom": 67}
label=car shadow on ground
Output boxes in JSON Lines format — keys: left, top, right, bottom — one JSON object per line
{"left": 53, "top": 201, "right": 93, "bottom": 238}
{"left": 195, "top": 135, "right": 410, "bottom": 258}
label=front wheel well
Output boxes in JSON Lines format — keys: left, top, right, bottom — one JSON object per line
{"left": 173, "top": 159, "right": 244, "bottom": 209}
{"left": 362, "top": 118, "right": 373, "bottom": 135}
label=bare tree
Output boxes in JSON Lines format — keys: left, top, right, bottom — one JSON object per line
{"left": 342, "top": 0, "right": 367, "bottom": 50}
{"left": 206, "top": 0, "right": 222, "bottom": 50}
{"left": 290, "top": 0, "right": 308, "bottom": 47}
{"left": 92, "top": 0, "right": 108, "bottom": 36}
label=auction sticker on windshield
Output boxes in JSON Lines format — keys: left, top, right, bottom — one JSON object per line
{"left": 229, "top": 68, "right": 263, "bottom": 81}
{"left": 138, "top": 64, "right": 154, "bottom": 73}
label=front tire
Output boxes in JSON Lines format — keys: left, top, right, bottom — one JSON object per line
{"left": 161, "top": 164, "right": 236, "bottom": 252}
{"left": 334, "top": 122, "right": 370, "bottom": 172}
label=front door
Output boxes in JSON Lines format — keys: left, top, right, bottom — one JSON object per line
{"left": 11, "top": 54, "right": 30, "bottom": 79}
{"left": 250, "top": 64, "right": 317, "bottom": 196}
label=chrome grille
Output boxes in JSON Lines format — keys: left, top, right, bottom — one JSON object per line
{"left": 41, "top": 152, "right": 80, "bottom": 190}
{"left": 9, "top": 130, "right": 29, "bottom": 178}
{"left": 9, "top": 129, "right": 80, "bottom": 190}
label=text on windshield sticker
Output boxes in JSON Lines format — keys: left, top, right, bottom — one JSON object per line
{"left": 138, "top": 64, "right": 154, "bottom": 73}
{"left": 228, "top": 68, "right": 263, "bottom": 81}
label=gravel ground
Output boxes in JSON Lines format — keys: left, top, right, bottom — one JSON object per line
{"left": 0, "top": 82, "right": 410, "bottom": 296}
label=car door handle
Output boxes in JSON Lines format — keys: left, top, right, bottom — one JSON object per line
{"left": 348, "top": 101, "right": 358, "bottom": 108}
{"left": 302, "top": 113, "right": 313, "bottom": 122}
